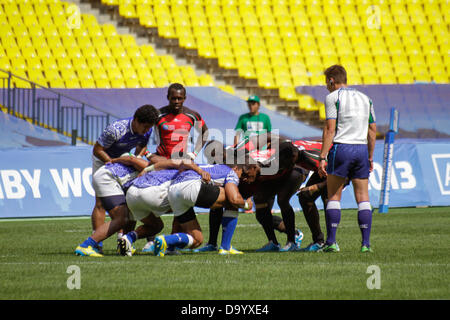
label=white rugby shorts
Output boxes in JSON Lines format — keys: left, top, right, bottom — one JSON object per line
{"left": 126, "top": 181, "right": 172, "bottom": 221}
{"left": 167, "top": 179, "right": 202, "bottom": 216}
{"left": 92, "top": 166, "right": 124, "bottom": 198}
{"left": 92, "top": 155, "right": 105, "bottom": 175}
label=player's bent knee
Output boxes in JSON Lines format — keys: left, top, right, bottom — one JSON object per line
{"left": 191, "top": 232, "right": 203, "bottom": 248}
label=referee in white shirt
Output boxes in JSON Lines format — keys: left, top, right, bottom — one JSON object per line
{"left": 318, "top": 65, "right": 377, "bottom": 253}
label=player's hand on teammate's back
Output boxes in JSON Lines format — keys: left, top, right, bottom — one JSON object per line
{"left": 201, "top": 171, "right": 211, "bottom": 183}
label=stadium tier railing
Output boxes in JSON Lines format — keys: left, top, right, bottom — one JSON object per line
{"left": 0, "top": 69, "right": 118, "bottom": 145}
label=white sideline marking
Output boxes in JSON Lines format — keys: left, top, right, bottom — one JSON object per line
{"left": 0, "top": 216, "right": 91, "bottom": 223}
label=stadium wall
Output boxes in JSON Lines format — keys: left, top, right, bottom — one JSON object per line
{"left": 1, "top": 139, "right": 449, "bottom": 218}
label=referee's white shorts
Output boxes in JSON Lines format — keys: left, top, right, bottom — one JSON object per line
{"left": 168, "top": 179, "right": 202, "bottom": 216}
{"left": 126, "top": 181, "right": 172, "bottom": 221}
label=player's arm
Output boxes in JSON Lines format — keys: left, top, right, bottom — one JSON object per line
{"left": 110, "top": 156, "right": 149, "bottom": 171}
{"left": 146, "top": 153, "right": 168, "bottom": 164}
{"left": 93, "top": 142, "right": 112, "bottom": 164}
{"left": 177, "top": 160, "right": 211, "bottom": 182}
{"left": 224, "top": 183, "right": 253, "bottom": 210}
{"left": 367, "top": 122, "right": 377, "bottom": 172}
{"left": 318, "top": 118, "right": 336, "bottom": 178}
{"left": 134, "top": 145, "right": 147, "bottom": 157}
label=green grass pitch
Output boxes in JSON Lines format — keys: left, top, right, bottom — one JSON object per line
{"left": 0, "top": 207, "right": 449, "bottom": 300}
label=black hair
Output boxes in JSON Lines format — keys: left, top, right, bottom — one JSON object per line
{"left": 133, "top": 104, "right": 160, "bottom": 124}
{"left": 167, "top": 83, "right": 186, "bottom": 97}
{"left": 277, "top": 141, "right": 297, "bottom": 170}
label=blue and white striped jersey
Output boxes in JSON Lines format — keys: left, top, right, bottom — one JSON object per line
{"left": 97, "top": 117, "right": 152, "bottom": 158}
{"left": 104, "top": 162, "right": 138, "bottom": 189}
{"left": 172, "top": 164, "right": 239, "bottom": 187}
{"left": 131, "top": 169, "right": 179, "bottom": 188}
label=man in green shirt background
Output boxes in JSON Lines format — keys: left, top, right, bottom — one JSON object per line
{"left": 234, "top": 95, "right": 272, "bottom": 146}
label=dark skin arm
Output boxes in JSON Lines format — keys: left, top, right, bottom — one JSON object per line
{"left": 93, "top": 142, "right": 112, "bottom": 164}
{"left": 93, "top": 143, "right": 147, "bottom": 164}
{"left": 225, "top": 183, "right": 253, "bottom": 209}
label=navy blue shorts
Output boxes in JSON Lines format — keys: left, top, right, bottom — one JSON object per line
{"left": 327, "top": 144, "right": 370, "bottom": 179}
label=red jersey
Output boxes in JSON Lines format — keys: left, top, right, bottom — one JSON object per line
{"left": 155, "top": 106, "right": 205, "bottom": 159}
{"left": 292, "top": 140, "right": 323, "bottom": 171}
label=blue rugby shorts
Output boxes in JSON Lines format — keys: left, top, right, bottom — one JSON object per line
{"left": 326, "top": 144, "right": 370, "bottom": 179}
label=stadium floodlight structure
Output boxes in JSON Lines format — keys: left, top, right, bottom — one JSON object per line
{"left": 379, "top": 107, "right": 399, "bottom": 214}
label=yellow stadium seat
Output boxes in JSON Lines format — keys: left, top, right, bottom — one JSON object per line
{"left": 107, "top": 67, "right": 124, "bottom": 80}
{"left": 117, "top": 57, "right": 134, "bottom": 71}
{"left": 319, "top": 104, "right": 326, "bottom": 120}
{"left": 60, "top": 68, "right": 78, "bottom": 81}
{"left": 139, "top": 15, "right": 157, "bottom": 27}
{"left": 97, "top": 47, "right": 112, "bottom": 59}
{"left": 125, "top": 78, "right": 141, "bottom": 88}
{"left": 43, "top": 69, "right": 60, "bottom": 81}
{"left": 218, "top": 84, "right": 235, "bottom": 95}
{"left": 27, "top": 69, "right": 46, "bottom": 85}
{"left": 140, "top": 77, "right": 156, "bottom": 88}
{"left": 310, "top": 74, "right": 325, "bottom": 86}
{"left": 131, "top": 56, "right": 147, "bottom": 70}
{"left": 397, "top": 72, "right": 414, "bottom": 84}
{"left": 431, "top": 72, "right": 449, "bottom": 84}
{"left": 95, "top": 79, "right": 111, "bottom": 88}
{"left": 154, "top": 75, "right": 170, "bottom": 88}
{"left": 27, "top": 57, "right": 43, "bottom": 71}
{"left": 80, "top": 79, "right": 96, "bottom": 88}
{"left": 0, "top": 57, "right": 12, "bottom": 71}
{"left": 57, "top": 57, "right": 74, "bottom": 71}
{"left": 298, "top": 95, "right": 318, "bottom": 112}
{"left": 31, "top": 34, "right": 47, "bottom": 48}
{"left": 279, "top": 86, "right": 297, "bottom": 101}
{"left": 379, "top": 74, "right": 397, "bottom": 84}
{"left": 110, "top": 78, "right": 126, "bottom": 88}
{"left": 20, "top": 45, "right": 37, "bottom": 58}
{"left": 65, "top": 79, "right": 81, "bottom": 88}
{"left": 126, "top": 46, "right": 142, "bottom": 58}
{"left": 259, "top": 76, "right": 277, "bottom": 89}
{"left": 48, "top": 78, "right": 65, "bottom": 88}
{"left": 199, "top": 74, "right": 214, "bottom": 86}
{"left": 88, "top": 64, "right": 106, "bottom": 79}
{"left": 140, "top": 45, "right": 157, "bottom": 58}
{"left": 77, "top": 69, "right": 93, "bottom": 81}
{"left": 414, "top": 69, "right": 432, "bottom": 82}
{"left": 183, "top": 75, "right": 200, "bottom": 86}
{"left": 119, "top": 4, "right": 138, "bottom": 18}
{"left": 237, "top": 65, "right": 255, "bottom": 79}
{"left": 51, "top": 46, "right": 67, "bottom": 59}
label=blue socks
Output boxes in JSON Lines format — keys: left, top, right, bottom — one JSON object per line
{"left": 325, "top": 200, "right": 373, "bottom": 248}
{"left": 358, "top": 202, "right": 372, "bottom": 247}
{"left": 221, "top": 216, "right": 238, "bottom": 250}
{"left": 164, "top": 233, "right": 193, "bottom": 249}
{"left": 325, "top": 201, "right": 341, "bottom": 245}
{"left": 81, "top": 237, "right": 98, "bottom": 248}
{"left": 126, "top": 231, "right": 138, "bottom": 244}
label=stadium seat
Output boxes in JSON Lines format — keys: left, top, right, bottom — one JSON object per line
{"left": 1, "top": 0, "right": 446, "bottom": 99}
